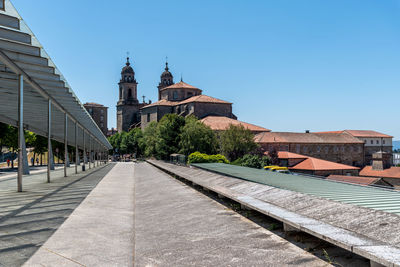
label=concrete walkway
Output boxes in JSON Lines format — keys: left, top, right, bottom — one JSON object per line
{"left": 24, "top": 162, "right": 328, "bottom": 266}
{"left": 0, "top": 162, "right": 113, "bottom": 266}
{"left": 24, "top": 163, "right": 134, "bottom": 266}
{"left": 134, "top": 162, "right": 328, "bottom": 266}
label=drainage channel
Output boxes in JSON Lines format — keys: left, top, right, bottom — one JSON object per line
{"left": 156, "top": 165, "right": 370, "bottom": 267}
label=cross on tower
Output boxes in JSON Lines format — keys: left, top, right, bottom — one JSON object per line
{"left": 142, "top": 95, "right": 146, "bottom": 103}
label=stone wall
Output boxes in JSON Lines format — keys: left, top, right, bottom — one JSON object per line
{"left": 192, "top": 102, "right": 233, "bottom": 119}
{"left": 260, "top": 143, "right": 365, "bottom": 167}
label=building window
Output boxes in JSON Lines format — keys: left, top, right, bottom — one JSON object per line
{"left": 0, "top": 0, "right": 4, "bottom": 10}
{"left": 101, "top": 109, "right": 104, "bottom": 114}
{"left": 100, "top": 116, "right": 104, "bottom": 122}
{"left": 325, "top": 146, "right": 329, "bottom": 154}
{"left": 147, "top": 113, "right": 150, "bottom": 122}
{"left": 383, "top": 140, "right": 386, "bottom": 145}
{"left": 100, "top": 123, "right": 104, "bottom": 128}
{"left": 376, "top": 140, "right": 379, "bottom": 144}
{"left": 128, "top": 89, "right": 132, "bottom": 98}
{"left": 370, "top": 140, "right": 373, "bottom": 144}
{"left": 173, "top": 91, "right": 178, "bottom": 100}
{"left": 187, "top": 92, "right": 193, "bottom": 98}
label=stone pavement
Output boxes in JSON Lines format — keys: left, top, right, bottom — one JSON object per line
{"left": 0, "top": 162, "right": 112, "bottom": 266}
{"left": 24, "top": 162, "right": 329, "bottom": 267}
{"left": 24, "top": 162, "right": 134, "bottom": 266}
{"left": 134, "top": 162, "right": 328, "bottom": 266}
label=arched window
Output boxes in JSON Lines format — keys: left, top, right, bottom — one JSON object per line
{"left": 173, "top": 91, "right": 178, "bottom": 100}
{"left": 119, "top": 87, "right": 122, "bottom": 99}
{"left": 128, "top": 77, "right": 131, "bottom": 82}
{"left": 128, "top": 89, "right": 132, "bottom": 98}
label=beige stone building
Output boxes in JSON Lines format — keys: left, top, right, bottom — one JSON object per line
{"left": 255, "top": 131, "right": 365, "bottom": 167}
{"left": 116, "top": 57, "right": 147, "bottom": 132}
{"left": 140, "top": 62, "right": 237, "bottom": 129}
{"left": 83, "top": 102, "right": 108, "bottom": 136}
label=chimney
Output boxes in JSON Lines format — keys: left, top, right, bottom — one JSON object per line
{"left": 372, "top": 151, "right": 391, "bottom": 170}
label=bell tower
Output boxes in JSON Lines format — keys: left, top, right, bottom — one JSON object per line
{"left": 157, "top": 60, "right": 174, "bottom": 100}
{"left": 117, "top": 57, "right": 142, "bottom": 132}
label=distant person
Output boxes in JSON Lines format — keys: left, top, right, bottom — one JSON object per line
{"left": 7, "top": 159, "right": 10, "bottom": 167}
{"left": 36, "top": 158, "right": 39, "bottom": 166}
{"left": 31, "top": 157, "right": 34, "bottom": 166}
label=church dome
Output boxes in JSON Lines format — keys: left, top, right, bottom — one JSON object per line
{"left": 121, "top": 57, "right": 134, "bottom": 74}
{"left": 160, "top": 62, "right": 172, "bottom": 78}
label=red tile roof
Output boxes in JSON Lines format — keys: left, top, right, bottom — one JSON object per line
{"left": 84, "top": 102, "right": 107, "bottom": 108}
{"left": 142, "top": 99, "right": 177, "bottom": 108}
{"left": 289, "top": 156, "right": 359, "bottom": 171}
{"left": 314, "top": 130, "right": 393, "bottom": 138}
{"left": 327, "top": 175, "right": 380, "bottom": 185}
{"left": 200, "top": 116, "right": 270, "bottom": 133}
{"left": 344, "top": 130, "right": 393, "bottom": 138}
{"left": 254, "top": 132, "right": 363, "bottom": 144}
{"left": 360, "top": 166, "right": 400, "bottom": 179}
{"left": 161, "top": 81, "right": 201, "bottom": 91}
{"left": 179, "top": 95, "right": 232, "bottom": 105}
{"left": 276, "top": 151, "right": 308, "bottom": 159}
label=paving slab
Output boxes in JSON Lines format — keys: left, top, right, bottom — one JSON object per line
{"left": 134, "top": 162, "right": 329, "bottom": 267}
{"left": 24, "top": 163, "right": 133, "bottom": 267}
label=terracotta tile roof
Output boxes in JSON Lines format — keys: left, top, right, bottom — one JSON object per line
{"left": 314, "top": 130, "right": 393, "bottom": 138}
{"left": 276, "top": 151, "right": 308, "bottom": 159}
{"left": 141, "top": 99, "right": 177, "bottom": 108}
{"left": 360, "top": 166, "right": 400, "bottom": 179}
{"left": 327, "top": 175, "right": 380, "bottom": 185}
{"left": 178, "top": 95, "right": 232, "bottom": 105}
{"left": 200, "top": 116, "right": 270, "bottom": 132}
{"left": 344, "top": 130, "right": 393, "bottom": 138}
{"left": 160, "top": 81, "right": 201, "bottom": 91}
{"left": 289, "top": 157, "right": 359, "bottom": 171}
{"left": 254, "top": 132, "right": 364, "bottom": 144}
{"left": 84, "top": 102, "right": 106, "bottom": 108}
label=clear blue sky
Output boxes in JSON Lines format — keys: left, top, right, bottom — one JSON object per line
{"left": 12, "top": 0, "right": 400, "bottom": 139}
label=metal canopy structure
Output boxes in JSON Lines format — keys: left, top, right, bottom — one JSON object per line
{"left": 0, "top": 0, "right": 111, "bottom": 190}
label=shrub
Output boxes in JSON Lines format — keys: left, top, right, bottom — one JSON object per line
{"left": 188, "top": 152, "right": 229, "bottom": 164}
{"left": 233, "top": 154, "right": 271, "bottom": 169}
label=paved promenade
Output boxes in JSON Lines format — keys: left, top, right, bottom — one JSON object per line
{"left": 133, "top": 162, "right": 327, "bottom": 266}
{"left": 23, "top": 162, "right": 328, "bottom": 266}
{"left": 0, "top": 162, "right": 113, "bottom": 266}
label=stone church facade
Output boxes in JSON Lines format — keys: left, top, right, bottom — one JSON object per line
{"left": 140, "top": 62, "right": 236, "bottom": 129}
{"left": 116, "top": 57, "right": 146, "bottom": 132}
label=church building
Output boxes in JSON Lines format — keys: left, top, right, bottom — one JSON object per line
{"left": 116, "top": 57, "right": 147, "bottom": 132}
{"left": 140, "top": 62, "right": 236, "bottom": 129}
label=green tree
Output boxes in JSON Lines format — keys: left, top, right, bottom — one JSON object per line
{"left": 179, "top": 116, "right": 218, "bottom": 156}
{"left": 155, "top": 114, "right": 185, "bottom": 159}
{"left": 31, "top": 135, "right": 48, "bottom": 166}
{"left": 141, "top": 121, "right": 158, "bottom": 157}
{"left": 219, "top": 124, "right": 258, "bottom": 161}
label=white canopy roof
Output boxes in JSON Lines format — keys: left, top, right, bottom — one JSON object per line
{"left": 0, "top": 0, "right": 111, "bottom": 150}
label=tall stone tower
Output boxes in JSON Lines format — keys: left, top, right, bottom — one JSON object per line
{"left": 117, "top": 57, "right": 143, "bottom": 132}
{"left": 157, "top": 61, "right": 174, "bottom": 100}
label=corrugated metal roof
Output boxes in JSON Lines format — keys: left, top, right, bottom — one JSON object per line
{"left": 192, "top": 163, "right": 400, "bottom": 215}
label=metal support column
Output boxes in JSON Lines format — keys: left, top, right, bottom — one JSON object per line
{"left": 64, "top": 113, "right": 68, "bottom": 177}
{"left": 83, "top": 130, "right": 86, "bottom": 171}
{"left": 75, "top": 123, "right": 78, "bottom": 174}
{"left": 47, "top": 99, "right": 52, "bottom": 183}
{"left": 17, "top": 74, "right": 23, "bottom": 192}
{"left": 88, "top": 136, "right": 91, "bottom": 169}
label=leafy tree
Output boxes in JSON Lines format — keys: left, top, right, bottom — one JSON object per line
{"left": 119, "top": 132, "right": 128, "bottom": 154}
{"left": 269, "top": 148, "right": 279, "bottom": 165}
{"left": 141, "top": 121, "right": 158, "bottom": 158}
{"left": 31, "top": 135, "right": 48, "bottom": 166}
{"left": 187, "top": 152, "right": 229, "bottom": 164}
{"left": 179, "top": 116, "right": 218, "bottom": 156}
{"left": 155, "top": 114, "right": 185, "bottom": 159}
{"left": 219, "top": 124, "right": 258, "bottom": 161}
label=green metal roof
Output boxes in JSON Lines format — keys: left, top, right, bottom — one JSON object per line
{"left": 192, "top": 163, "right": 400, "bottom": 215}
